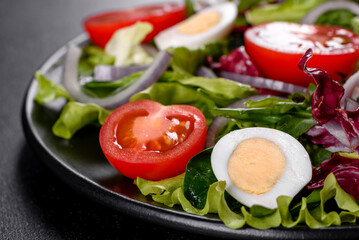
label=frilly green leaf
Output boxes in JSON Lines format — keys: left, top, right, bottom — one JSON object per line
{"left": 52, "top": 102, "right": 111, "bottom": 139}
{"left": 34, "top": 71, "right": 112, "bottom": 139}
{"left": 135, "top": 173, "right": 359, "bottom": 229}
{"left": 34, "top": 71, "right": 73, "bottom": 104}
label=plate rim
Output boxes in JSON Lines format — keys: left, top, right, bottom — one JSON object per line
{"left": 21, "top": 33, "right": 359, "bottom": 240}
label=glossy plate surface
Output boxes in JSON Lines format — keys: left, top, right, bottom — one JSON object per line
{"left": 22, "top": 34, "right": 359, "bottom": 240}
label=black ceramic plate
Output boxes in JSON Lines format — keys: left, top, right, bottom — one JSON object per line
{"left": 22, "top": 34, "right": 359, "bottom": 240}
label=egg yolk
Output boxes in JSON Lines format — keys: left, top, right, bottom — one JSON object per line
{"left": 227, "top": 138, "right": 286, "bottom": 195}
{"left": 177, "top": 10, "right": 221, "bottom": 35}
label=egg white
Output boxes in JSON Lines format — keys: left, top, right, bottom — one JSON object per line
{"left": 211, "top": 127, "right": 312, "bottom": 209}
{"left": 154, "top": 2, "right": 237, "bottom": 50}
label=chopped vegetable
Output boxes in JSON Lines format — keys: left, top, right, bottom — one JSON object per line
{"left": 130, "top": 75, "right": 257, "bottom": 125}
{"left": 34, "top": 72, "right": 112, "bottom": 139}
{"left": 99, "top": 99, "right": 207, "bottom": 180}
{"left": 154, "top": 2, "right": 237, "bottom": 50}
{"left": 63, "top": 44, "right": 171, "bottom": 109}
{"left": 299, "top": 48, "right": 359, "bottom": 154}
{"left": 34, "top": 71, "right": 72, "bottom": 104}
{"left": 53, "top": 102, "right": 112, "bottom": 139}
{"left": 245, "top": 0, "right": 329, "bottom": 25}
{"left": 104, "top": 22, "right": 154, "bottom": 66}
{"left": 220, "top": 71, "right": 309, "bottom": 95}
{"left": 308, "top": 153, "right": 359, "bottom": 201}
{"left": 210, "top": 94, "right": 317, "bottom": 139}
{"left": 93, "top": 64, "right": 149, "bottom": 82}
{"left": 82, "top": 71, "right": 143, "bottom": 98}
{"left": 213, "top": 46, "right": 261, "bottom": 77}
{"left": 300, "top": 1, "right": 359, "bottom": 29}
{"left": 205, "top": 95, "right": 275, "bottom": 148}
{"left": 78, "top": 45, "right": 115, "bottom": 77}
{"left": 244, "top": 22, "right": 359, "bottom": 86}
{"left": 83, "top": 3, "right": 186, "bottom": 48}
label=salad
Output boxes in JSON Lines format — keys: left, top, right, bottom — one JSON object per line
{"left": 33, "top": 0, "right": 359, "bottom": 230}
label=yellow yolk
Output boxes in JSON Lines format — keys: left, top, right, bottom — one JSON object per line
{"left": 227, "top": 138, "right": 286, "bottom": 195}
{"left": 177, "top": 10, "right": 221, "bottom": 35}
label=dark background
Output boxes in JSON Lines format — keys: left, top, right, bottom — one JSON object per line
{"left": 0, "top": 0, "right": 218, "bottom": 239}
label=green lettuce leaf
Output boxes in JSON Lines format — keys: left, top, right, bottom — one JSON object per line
{"left": 168, "top": 47, "right": 206, "bottom": 78}
{"left": 130, "top": 82, "right": 217, "bottom": 125}
{"left": 78, "top": 45, "right": 115, "bottom": 76}
{"left": 34, "top": 71, "right": 73, "bottom": 104}
{"left": 52, "top": 102, "right": 112, "bottom": 139}
{"left": 167, "top": 41, "right": 232, "bottom": 78}
{"left": 34, "top": 72, "right": 112, "bottom": 139}
{"left": 316, "top": 9, "right": 356, "bottom": 29}
{"left": 130, "top": 72, "right": 257, "bottom": 125}
{"left": 178, "top": 77, "right": 257, "bottom": 107}
{"left": 135, "top": 147, "right": 359, "bottom": 229}
{"left": 105, "top": 22, "right": 154, "bottom": 66}
{"left": 135, "top": 172, "right": 359, "bottom": 229}
{"left": 210, "top": 96, "right": 317, "bottom": 138}
{"left": 245, "top": 0, "right": 330, "bottom": 25}
{"left": 237, "top": 0, "right": 268, "bottom": 13}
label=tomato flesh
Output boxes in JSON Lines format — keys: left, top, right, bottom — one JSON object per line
{"left": 83, "top": 4, "right": 186, "bottom": 48}
{"left": 244, "top": 22, "right": 359, "bottom": 86}
{"left": 115, "top": 112, "right": 193, "bottom": 152}
{"left": 99, "top": 100, "right": 207, "bottom": 181}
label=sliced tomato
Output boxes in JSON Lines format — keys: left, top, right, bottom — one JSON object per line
{"left": 99, "top": 100, "right": 207, "bottom": 181}
{"left": 244, "top": 22, "right": 359, "bottom": 86}
{"left": 83, "top": 3, "right": 186, "bottom": 48}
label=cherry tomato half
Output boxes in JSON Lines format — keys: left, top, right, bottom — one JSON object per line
{"left": 83, "top": 3, "right": 186, "bottom": 48}
{"left": 99, "top": 100, "right": 207, "bottom": 181}
{"left": 244, "top": 22, "right": 359, "bottom": 86}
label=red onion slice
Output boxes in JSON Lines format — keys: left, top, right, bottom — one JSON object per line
{"left": 341, "top": 70, "right": 359, "bottom": 107}
{"left": 220, "top": 71, "right": 309, "bottom": 94}
{"left": 62, "top": 44, "right": 171, "bottom": 109}
{"left": 205, "top": 95, "right": 274, "bottom": 148}
{"left": 94, "top": 64, "right": 150, "bottom": 82}
{"left": 196, "top": 66, "right": 217, "bottom": 79}
{"left": 345, "top": 97, "right": 359, "bottom": 111}
{"left": 300, "top": 1, "right": 359, "bottom": 24}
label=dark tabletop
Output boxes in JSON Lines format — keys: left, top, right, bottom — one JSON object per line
{"left": 0, "top": 0, "right": 220, "bottom": 239}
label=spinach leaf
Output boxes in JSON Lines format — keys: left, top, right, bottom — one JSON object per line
{"left": 183, "top": 148, "right": 216, "bottom": 209}
{"left": 211, "top": 96, "right": 317, "bottom": 138}
{"left": 183, "top": 148, "right": 242, "bottom": 212}
{"left": 82, "top": 71, "right": 143, "bottom": 98}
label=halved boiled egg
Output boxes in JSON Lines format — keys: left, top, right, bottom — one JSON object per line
{"left": 211, "top": 127, "right": 312, "bottom": 209}
{"left": 154, "top": 2, "right": 237, "bottom": 50}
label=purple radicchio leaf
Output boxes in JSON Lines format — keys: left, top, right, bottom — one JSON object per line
{"left": 215, "top": 46, "right": 261, "bottom": 77}
{"left": 308, "top": 153, "right": 359, "bottom": 200}
{"left": 299, "top": 49, "right": 359, "bottom": 154}
{"left": 298, "top": 49, "right": 344, "bottom": 123}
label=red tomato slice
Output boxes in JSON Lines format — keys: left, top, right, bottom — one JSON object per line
{"left": 99, "top": 100, "right": 207, "bottom": 181}
{"left": 83, "top": 3, "right": 186, "bottom": 48}
{"left": 244, "top": 22, "right": 359, "bottom": 87}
